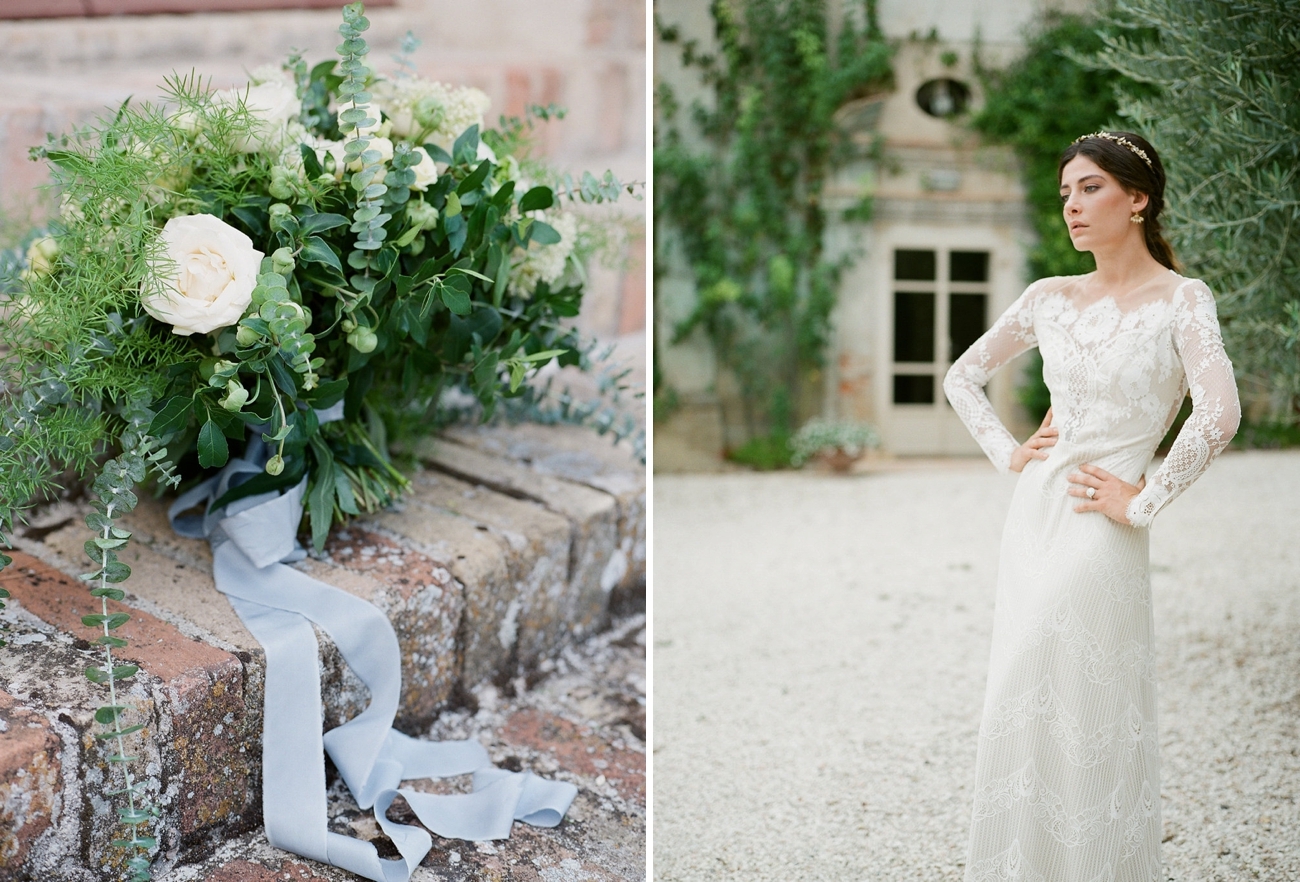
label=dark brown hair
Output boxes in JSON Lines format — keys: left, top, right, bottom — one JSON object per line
{"left": 1058, "top": 131, "right": 1179, "bottom": 272}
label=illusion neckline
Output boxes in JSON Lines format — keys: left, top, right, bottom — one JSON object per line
{"left": 1047, "top": 270, "right": 1183, "bottom": 318}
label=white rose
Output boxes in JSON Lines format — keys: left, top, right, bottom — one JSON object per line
{"left": 22, "top": 236, "right": 59, "bottom": 279}
{"left": 141, "top": 214, "right": 264, "bottom": 336}
{"left": 347, "top": 136, "right": 394, "bottom": 171}
{"left": 314, "top": 140, "right": 348, "bottom": 181}
{"left": 217, "top": 79, "right": 301, "bottom": 152}
{"left": 170, "top": 108, "right": 201, "bottom": 136}
{"left": 409, "top": 147, "right": 439, "bottom": 191}
{"left": 476, "top": 140, "right": 497, "bottom": 163}
{"left": 336, "top": 100, "right": 383, "bottom": 138}
{"left": 387, "top": 105, "right": 415, "bottom": 139}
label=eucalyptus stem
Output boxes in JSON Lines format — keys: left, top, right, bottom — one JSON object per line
{"left": 77, "top": 414, "right": 172, "bottom": 881}
{"left": 96, "top": 504, "right": 147, "bottom": 866}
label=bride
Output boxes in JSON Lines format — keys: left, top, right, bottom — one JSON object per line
{"left": 943, "top": 131, "right": 1241, "bottom": 881}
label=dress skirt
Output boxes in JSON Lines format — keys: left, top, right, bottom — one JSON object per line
{"left": 965, "top": 441, "right": 1162, "bottom": 882}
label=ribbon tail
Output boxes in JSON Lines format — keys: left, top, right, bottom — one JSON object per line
{"left": 474, "top": 767, "right": 578, "bottom": 827}
{"left": 219, "top": 588, "right": 329, "bottom": 863}
{"left": 324, "top": 827, "right": 422, "bottom": 882}
{"left": 398, "top": 774, "right": 525, "bottom": 841}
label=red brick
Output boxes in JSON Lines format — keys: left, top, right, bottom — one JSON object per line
{"left": 503, "top": 709, "right": 644, "bottom": 804}
{"left": 0, "top": 551, "right": 234, "bottom": 684}
{"left": 323, "top": 528, "right": 456, "bottom": 604}
{"left": 0, "top": 551, "right": 257, "bottom": 839}
{"left": 0, "top": 690, "right": 60, "bottom": 871}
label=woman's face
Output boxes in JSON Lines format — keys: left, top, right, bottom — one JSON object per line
{"left": 1059, "top": 154, "right": 1148, "bottom": 252}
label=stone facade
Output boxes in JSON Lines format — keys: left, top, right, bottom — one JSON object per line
{"left": 654, "top": 0, "right": 1093, "bottom": 461}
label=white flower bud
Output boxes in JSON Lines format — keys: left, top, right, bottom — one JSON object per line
{"left": 23, "top": 236, "right": 59, "bottom": 279}
{"left": 220, "top": 380, "right": 249, "bottom": 411}
{"left": 347, "top": 327, "right": 378, "bottom": 353}
{"left": 408, "top": 147, "right": 440, "bottom": 192}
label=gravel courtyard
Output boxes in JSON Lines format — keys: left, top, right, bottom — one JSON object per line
{"left": 653, "top": 450, "right": 1300, "bottom": 882}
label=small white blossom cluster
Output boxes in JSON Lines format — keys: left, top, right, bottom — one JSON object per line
{"left": 509, "top": 211, "right": 578, "bottom": 298}
{"left": 790, "top": 418, "right": 881, "bottom": 466}
{"left": 369, "top": 77, "right": 491, "bottom": 151}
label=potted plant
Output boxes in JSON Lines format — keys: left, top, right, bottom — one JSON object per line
{"left": 790, "top": 418, "right": 881, "bottom": 472}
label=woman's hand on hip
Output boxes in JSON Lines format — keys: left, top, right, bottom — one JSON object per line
{"left": 1010, "top": 407, "right": 1057, "bottom": 473}
{"left": 1068, "top": 464, "right": 1146, "bottom": 524}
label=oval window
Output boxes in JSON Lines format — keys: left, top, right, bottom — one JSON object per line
{"left": 915, "top": 78, "right": 970, "bottom": 118}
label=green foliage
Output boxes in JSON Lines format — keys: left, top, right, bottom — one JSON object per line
{"left": 0, "top": 2, "right": 633, "bottom": 564}
{"left": 492, "top": 336, "right": 646, "bottom": 464}
{"left": 726, "top": 432, "right": 794, "bottom": 470}
{"left": 1093, "top": 0, "right": 1300, "bottom": 422}
{"left": 969, "top": 11, "right": 1144, "bottom": 421}
{"left": 655, "top": 0, "right": 893, "bottom": 444}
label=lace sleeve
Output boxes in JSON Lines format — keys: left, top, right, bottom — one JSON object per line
{"left": 943, "top": 280, "right": 1042, "bottom": 474}
{"left": 1125, "top": 280, "right": 1241, "bottom": 527}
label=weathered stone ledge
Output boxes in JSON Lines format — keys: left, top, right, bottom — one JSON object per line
{"left": 0, "top": 424, "right": 644, "bottom": 881}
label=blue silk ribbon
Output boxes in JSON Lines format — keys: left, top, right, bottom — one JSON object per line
{"left": 168, "top": 439, "right": 576, "bottom": 881}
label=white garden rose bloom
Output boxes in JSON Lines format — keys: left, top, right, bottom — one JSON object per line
{"left": 141, "top": 214, "right": 263, "bottom": 336}
{"left": 408, "top": 147, "right": 439, "bottom": 191}
{"left": 347, "top": 136, "right": 394, "bottom": 171}
{"left": 216, "top": 78, "right": 301, "bottom": 152}
{"left": 170, "top": 108, "right": 201, "bottom": 136}
{"left": 22, "top": 236, "right": 59, "bottom": 279}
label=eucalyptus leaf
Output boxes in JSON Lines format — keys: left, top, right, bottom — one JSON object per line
{"left": 449, "top": 265, "right": 494, "bottom": 283}
{"left": 456, "top": 159, "right": 492, "bottom": 195}
{"left": 452, "top": 124, "right": 480, "bottom": 164}
{"left": 299, "top": 212, "right": 350, "bottom": 236}
{"left": 440, "top": 283, "right": 472, "bottom": 316}
{"left": 530, "top": 221, "right": 562, "bottom": 245}
{"left": 148, "top": 396, "right": 192, "bottom": 438}
{"left": 422, "top": 142, "right": 453, "bottom": 164}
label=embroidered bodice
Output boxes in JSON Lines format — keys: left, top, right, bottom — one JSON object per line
{"left": 943, "top": 271, "right": 1241, "bottom": 527}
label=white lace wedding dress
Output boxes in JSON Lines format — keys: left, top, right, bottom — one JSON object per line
{"left": 943, "top": 270, "right": 1241, "bottom": 882}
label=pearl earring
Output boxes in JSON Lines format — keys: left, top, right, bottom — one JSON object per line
{"left": 1130, "top": 213, "right": 1145, "bottom": 224}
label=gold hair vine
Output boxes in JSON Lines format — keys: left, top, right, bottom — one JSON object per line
{"left": 1073, "top": 131, "right": 1154, "bottom": 169}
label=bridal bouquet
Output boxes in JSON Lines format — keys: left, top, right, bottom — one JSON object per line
{"left": 0, "top": 5, "right": 632, "bottom": 876}
{"left": 1, "top": 3, "right": 631, "bottom": 558}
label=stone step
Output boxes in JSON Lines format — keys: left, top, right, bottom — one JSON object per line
{"left": 0, "top": 551, "right": 258, "bottom": 880}
{"left": 0, "top": 424, "right": 644, "bottom": 880}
